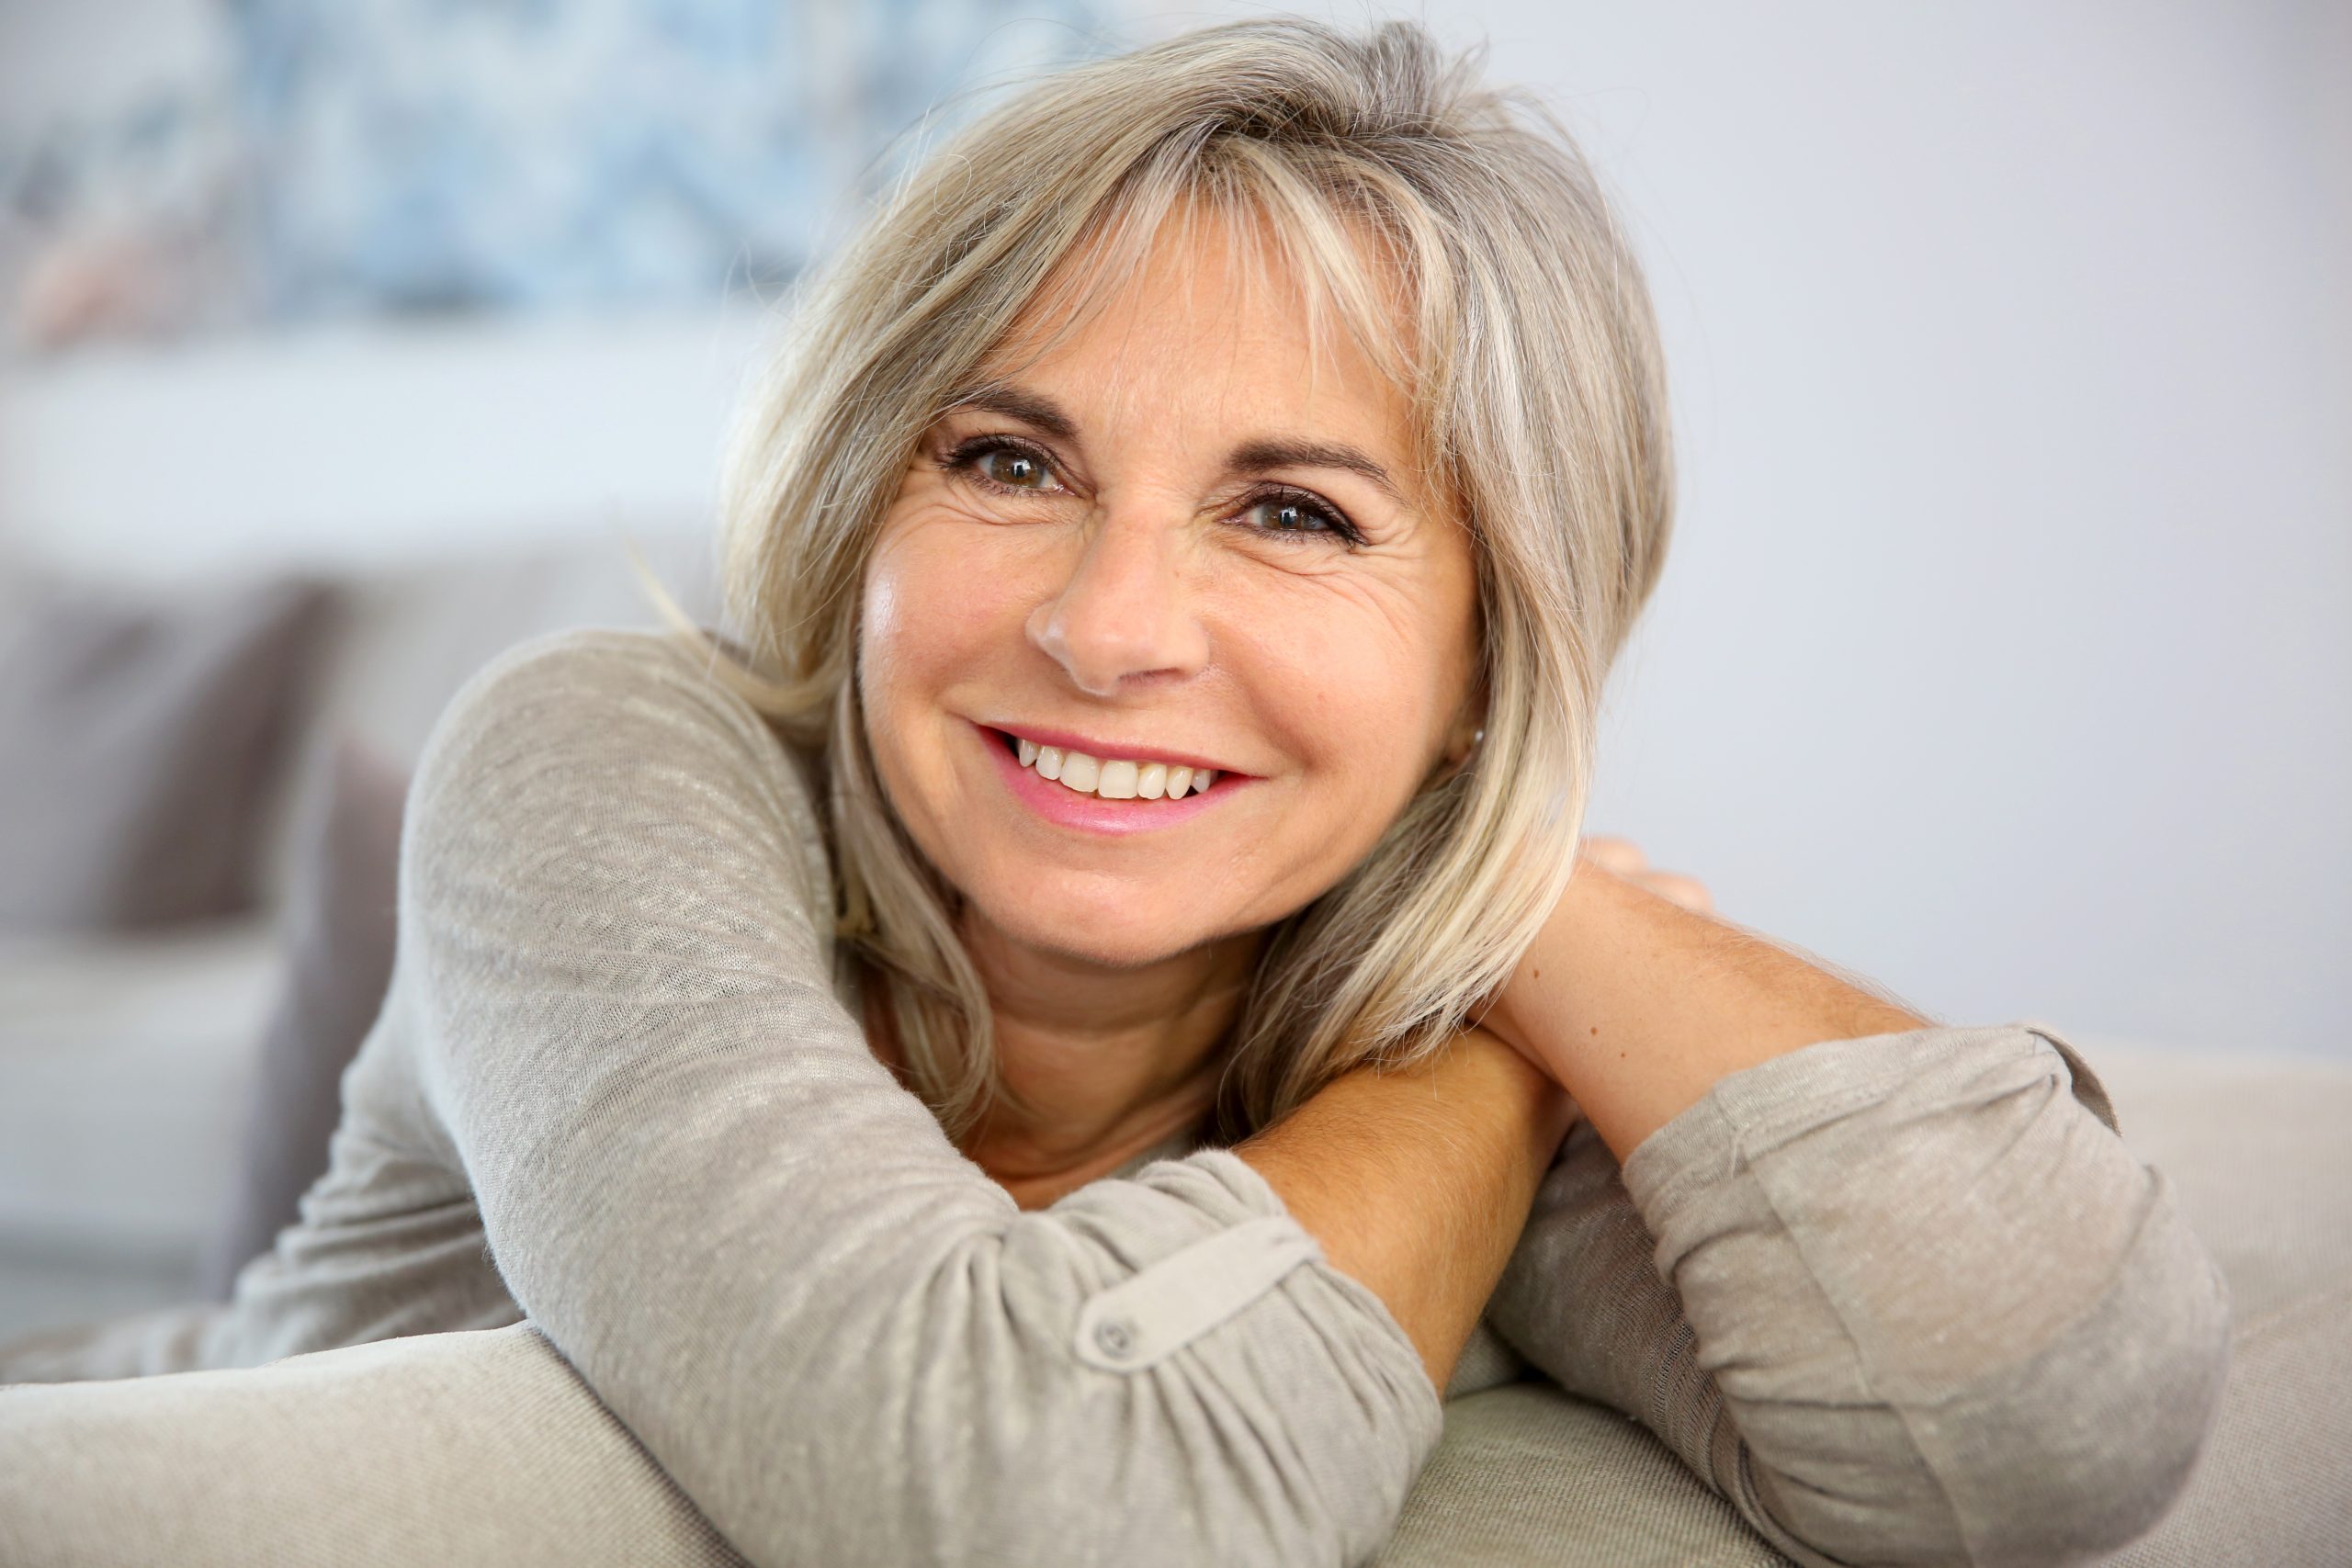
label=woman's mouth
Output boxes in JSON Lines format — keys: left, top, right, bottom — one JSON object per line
{"left": 1000, "top": 731, "right": 1219, "bottom": 801}
{"left": 976, "top": 724, "right": 1240, "bottom": 836}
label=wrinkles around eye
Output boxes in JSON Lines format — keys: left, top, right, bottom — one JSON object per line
{"left": 933, "top": 434, "right": 1367, "bottom": 548}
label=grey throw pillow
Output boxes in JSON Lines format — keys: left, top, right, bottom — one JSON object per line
{"left": 198, "top": 729, "right": 410, "bottom": 1300}
{"left": 0, "top": 564, "right": 340, "bottom": 931}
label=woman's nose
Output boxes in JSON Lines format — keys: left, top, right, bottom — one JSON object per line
{"left": 1025, "top": 510, "right": 1209, "bottom": 696}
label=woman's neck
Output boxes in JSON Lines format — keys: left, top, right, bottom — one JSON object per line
{"left": 865, "top": 913, "right": 1260, "bottom": 1208}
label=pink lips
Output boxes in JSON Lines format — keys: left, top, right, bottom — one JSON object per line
{"left": 986, "top": 723, "right": 1237, "bottom": 778}
{"left": 974, "top": 721, "right": 1240, "bottom": 837}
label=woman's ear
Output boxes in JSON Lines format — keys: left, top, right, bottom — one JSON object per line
{"left": 1440, "top": 694, "right": 1488, "bottom": 773}
{"left": 1444, "top": 667, "right": 1490, "bottom": 769}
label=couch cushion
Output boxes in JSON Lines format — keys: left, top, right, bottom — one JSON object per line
{"left": 0, "top": 561, "right": 338, "bottom": 932}
{"left": 0, "top": 1321, "right": 745, "bottom": 1567}
{"left": 197, "top": 730, "right": 409, "bottom": 1300}
{"left": 248, "top": 523, "right": 720, "bottom": 912}
{"left": 1374, "top": 1381, "right": 1779, "bottom": 1566}
{"left": 0, "top": 918, "right": 283, "bottom": 1262}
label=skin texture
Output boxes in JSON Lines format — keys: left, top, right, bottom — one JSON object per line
{"left": 858, "top": 199, "right": 1482, "bottom": 1202}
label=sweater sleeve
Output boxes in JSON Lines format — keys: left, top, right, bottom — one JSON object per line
{"left": 1481, "top": 1018, "right": 2233, "bottom": 1567}
{"left": 397, "top": 627, "right": 1443, "bottom": 1568}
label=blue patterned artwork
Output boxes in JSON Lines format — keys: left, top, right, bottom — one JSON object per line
{"left": 0, "top": 0, "right": 1123, "bottom": 353}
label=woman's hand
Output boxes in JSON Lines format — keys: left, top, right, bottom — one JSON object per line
{"left": 1575, "top": 834, "right": 1715, "bottom": 915}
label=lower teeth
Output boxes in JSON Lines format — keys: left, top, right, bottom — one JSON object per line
{"left": 1043, "top": 774, "right": 1191, "bottom": 801}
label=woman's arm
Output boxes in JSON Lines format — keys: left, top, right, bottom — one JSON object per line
{"left": 395, "top": 627, "right": 1546, "bottom": 1568}
{"left": 1481, "top": 853, "right": 2232, "bottom": 1566}
{"left": 1479, "top": 848, "right": 1932, "bottom": 1161}
{"left": 1237, "top": 1025, "right": 1577, "bottom": 1397}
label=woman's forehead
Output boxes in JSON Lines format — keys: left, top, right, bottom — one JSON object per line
{"left": 964, "top": 194, "right": 1432, "bottom": 475}
{"left": 989, "top": 189, "right": 1417, "bottom": 394}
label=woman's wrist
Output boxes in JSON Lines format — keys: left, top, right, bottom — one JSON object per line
{"left": 1487, "top": 853, "right": 1929, "bottom": 1163}
{"left": 1477, "top": 855, "right": 1641, "bottom": 1068}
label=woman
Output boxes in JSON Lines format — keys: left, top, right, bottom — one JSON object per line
{"left": 0, "top": 16, "right": 2228, "bottom": 1568}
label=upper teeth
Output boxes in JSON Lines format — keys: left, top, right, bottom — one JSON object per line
{"left": 1016, "top": 736, "right": 1216, "bottom": 799}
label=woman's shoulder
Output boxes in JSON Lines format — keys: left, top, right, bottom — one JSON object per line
{"left": 432, "top": 624, "right": 814, "bottom": 788}
{"left": 413, "top": 623, "right": 838, "bottom": 939}
{"left": 440, "top": 622, "right": 764, "bottom": 722}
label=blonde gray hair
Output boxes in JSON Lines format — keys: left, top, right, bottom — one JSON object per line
{"left": 631, "top": 13, "right": 1676, "bottom": 1146}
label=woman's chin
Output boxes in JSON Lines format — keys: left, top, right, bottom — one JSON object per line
{"left": 971, "top": 892, "right": 1217, "bottom": 972}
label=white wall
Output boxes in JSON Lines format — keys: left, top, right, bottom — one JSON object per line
{"left": 1122, "top": 0, "right": 2352, "bottom": 1059}
{"left": 0, "top": 308, "right": 773, "bottom": 578}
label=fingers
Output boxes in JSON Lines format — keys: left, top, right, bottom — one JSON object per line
{"left": 1577, "top": 835, "right": 1648, "bottom": 876}
{"left": 1639, "top": 871, "right": 1715, "bottom": 915}
{"left": 1577, "top": 835, "right": 1715, "bottom": 915}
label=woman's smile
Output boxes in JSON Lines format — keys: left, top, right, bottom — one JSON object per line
{"left": 972, "top": 719, "right": 1246, "bottom": 838}
{"left": 987, "top": 719, "right": 1238, "bottom": 785}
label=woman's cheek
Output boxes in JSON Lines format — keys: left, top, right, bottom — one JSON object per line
{"left": 927, "top": 514, "right": 1065, "bottom": 632}
{"left": 866, "top": 518, "right": 1019, "bottom": 679}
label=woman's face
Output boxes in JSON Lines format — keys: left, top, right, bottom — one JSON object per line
{"left": 860, "top": 207, "right": 1480, "bottom": 970}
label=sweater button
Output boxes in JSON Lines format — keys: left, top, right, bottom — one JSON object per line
{"left": 1092, "top": 1317, "right": 1137, "bottom": 1359}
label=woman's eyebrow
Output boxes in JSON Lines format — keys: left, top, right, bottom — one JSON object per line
{"left": 944, "top": 384, "right": 1408, "bottom": 505}
{"left": 1226, "top": 435, "right": 1407, "bottom": 507}
{"left": 948, "top": 385, "right": 1081, "bottom": 442}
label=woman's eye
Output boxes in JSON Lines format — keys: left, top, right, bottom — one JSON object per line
{"left": 1236, "top": 490, "right": 1363, "bottom": 547}
{"left": 944, "top": 436, "right": 1061, "bottom": 493}
{"left": 978, "top": 446, "right": 1053, "bottom": 489}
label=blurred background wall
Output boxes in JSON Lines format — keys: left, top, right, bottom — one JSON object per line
{"left": 0, "top": 0, "right": 1118, "bottom": 570}
{"left": 2, "top": 0, "right": 2345, "bottom": 1062}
